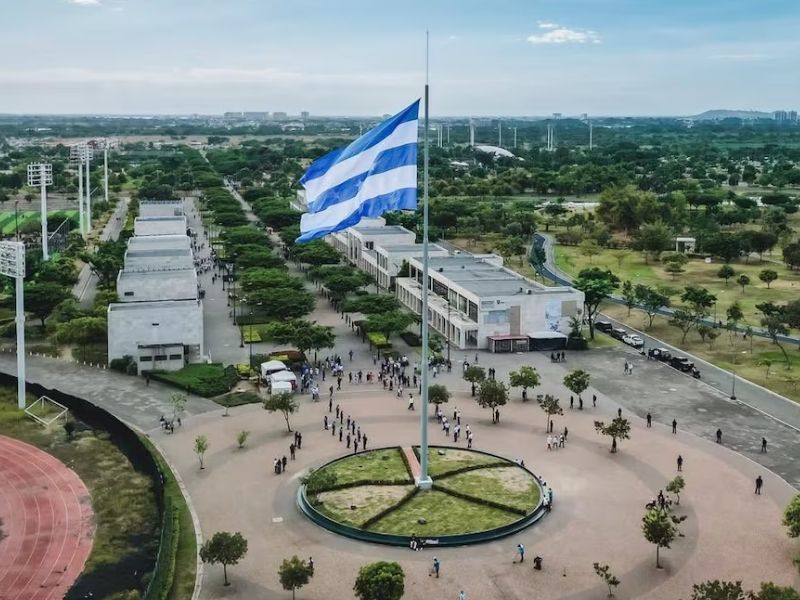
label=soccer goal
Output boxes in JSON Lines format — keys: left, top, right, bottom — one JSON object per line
{"left": 24, "top": 395, "right": 69, "bottom": 427}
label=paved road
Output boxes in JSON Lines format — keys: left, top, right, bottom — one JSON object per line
{"left": 73, "top": 197, "right": 130, "bottom": 308}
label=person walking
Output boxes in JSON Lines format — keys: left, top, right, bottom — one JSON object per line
{"left": 677, "top": 455, "right": 683, "bottom": 472}
{"left": 646, "top": 413, "right": 652, "bottom": 427}
{"left": 431, "top": 557, "right": 440, "bottom": 578}
{"left": 458, "top": 592, "right": 466, "bottom": 600}
{"left": 516, "top": 543, "right": 525, "bottom": 563}
{"left": 346, "top": 433, "right": 351, "bottom": 448}
{"left": 761, "top": 437, "right": 768, "bottom": 453}
{"left": 289, "top": 443, "right": 296, "bottom": 460}
{"left": 755, "top": 475, "right": 763, "bottom": 495}
{"left": 672, "top": 419, "right": 677, "bottom": 434}
{"left": 339, "top": 428, "right": 343, "bottom": 442}
{"left": 716, "top": 428, "right": 722, "bottom": 444}
{"left": 353, "top": 439, "right": 359, "bottom": 454}
{"left": 569, "top": 396, "right": 574, "bottom": 409}
{"left": 363, "top": 434, "right": 368, "bottom": 450}
{"left": 592, "top": 394, "right": 597, "bottom": 408}
{"left": 408, "top": 394, "right": 415, "bottom": 411}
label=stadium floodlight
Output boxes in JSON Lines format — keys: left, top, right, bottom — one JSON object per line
{"left": 70, "top": 143, "right": 91, "bottom": 237}
{"left": 84, "top": 143, "right": 94, "bottom": 234}
{"left": 103, "top": 139, "right": 111, "bottom": 203}
{"left": 27, "top": 163, "right": 53, "bottom": 260}
{"left": 0, "top": 242, "right": 27, "bottom": 409}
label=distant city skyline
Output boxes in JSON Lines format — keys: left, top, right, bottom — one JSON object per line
{"left": 1, "top": 0, "right": 798, "bottom": 116}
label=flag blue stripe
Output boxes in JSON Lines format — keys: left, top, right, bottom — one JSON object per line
{"left": 296, "top": 188, "right": 417, "bottom": 243}
{"left": 307, "top": 142, "right": 418, "bottom": 214}
{"left": 300, "top": 100, "right": 420, "bottom": 186}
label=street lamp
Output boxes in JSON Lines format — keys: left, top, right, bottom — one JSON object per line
{"left": 446, "top": 301, "right": 452, "bottom": 363}
{"left": 27, "top": 163, "right": 53, "bottom": 260}
{"left": 730, "top": 350, "right": 747, "bottom": 400}
{"left": 70, "top": 144, "right": 91, "bottom": 237}
{"left": 0, "top": 242, "right": 27, "bottom": 409}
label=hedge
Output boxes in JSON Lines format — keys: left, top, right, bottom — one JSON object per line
{"left": 150, "top": 363, "right": 239, "bottom": 397}
{"left": 400, "top": 331, "right": 422, "bottom": 347}
{"left": 143, "top": 495, "right": 179, "bottom": 600}
{"left": 367, "top": 332, "right": 392, "bottom": 349}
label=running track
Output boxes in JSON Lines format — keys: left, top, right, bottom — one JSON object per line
{"left": 0, "top": 435, "right": 94, "bottom": 600}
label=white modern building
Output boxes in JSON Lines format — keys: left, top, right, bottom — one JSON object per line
{"left": 139, "top": 200, "right": 184, "bottom": 218}
{"left": 127, "top": 234, "right": 191, "bottom": 252}
{"left": 395, "top": 255, "right": 583, "bottom": 352}
{"left": 134, "top": 216, "right": 187, "bottom": 237}
{"left": 123, "top": 247, "right": 194, "bottom": 272}
{"left": 117, "top": 269, "right": 198, "bottom": 302}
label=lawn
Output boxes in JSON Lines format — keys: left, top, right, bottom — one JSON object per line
{"left": 213, "top": 390, "right": 262, "bottom": 408}
{"left": 419, "top": 447, "right": 507, "bottom": 478}
{"left": 321, "top": 447, "right": 412, "bottom": 485}
{"left": 0, "top": 387, "right": 161, "bottom": 598}
{"left": 315, "top": 485, "right": 414, "bottom": 527}
{"left": 368, "top": 490, "right": 521, "bottom": 536}
{"left": 436, "top": 466, "right": 541, "bottom": 512}
{"left": 151, "top": 363, "right": 239, "bottom": 397}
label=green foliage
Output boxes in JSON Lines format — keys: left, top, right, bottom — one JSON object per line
{"left": 642, "top": 508, "right": 681, "bottom": 568}
{"left": 302, "top": 467, "right": 339, "bottom": 494}
{"left": 509, "top": 366, "right": 541, "bottom": 396}
{"left": 463, "top": 365, "right": 486, "bottom": 384}
{"left": 199, "top": 531, "right": 248, "bottom": 587}
{"left": 151, "top": 363, "right": 239, "bottom": 397}
{"left": 279, "top": 555, "right": 315, "bottom": 600}
{"left": 688, "top": 580, "right": 800, "bottom": 600}
{"left": 593, "top": 563, "right": 620, "bottom": 598}
{"left": 341, "top": 294, "right": 401, "bottom": 315}
{"left": 666, "top": 475, "right": 686, "bottom": 505}
{"left": 263, "top": 391, "right": 299, "bottom": 432}
{"left": 193, "top": 435, "right": 208, "bottom": 469}
{"left": 84, "top": 240, "right": 126, "bottom": 288}
{"left": 783, "top": 493, "right": 800, "bottom": 538}
{"left": 364, "top": 310, "right": 414, "bottom": 342}
{"left": 594, "top": 417, "right": 631, "bottom": 453}
{"left": 236, "top": 430, "right": 250, "bottom": 449}
{"left": 428, "top": 384, "right": 451, "bottom": 406}
{"left": 563, "top": 369, "right": 591, "bottom": 397}
{"left": 262, "top": 319, "right": 335, "bottom": 354}
{"left": 24, "top": 281, "right": 72, "bottom": 329}
{"left": 292, "top": 240, "right": 341, "bottom": 266}
{"left": 717, "top": 264, "right": 736, "bottom": 286}
{"left": 108, "top": 354, "right": 135, "bottom": 373}
{"left": 759, "top": 269, "right": 778, "bottom": 288}
{"left": 477, "top": 379, "right": 509, "bottom": 419}
{"left": 635, "top": 284, "right": 671, "bottom": 329}
{"left": 537, "top": 394, "right": 563, "bottom": 432}
{"left": 737, "top": 274, "right": 751, "bottom": 293}
{"left": 244, "top": 286, "right": 315, "bottom": 320}
{"left": 353, "top": 561, "right": 405, "bottom": 600}
{"left": 573, "top": 267, "right": 620, "bottom": 338}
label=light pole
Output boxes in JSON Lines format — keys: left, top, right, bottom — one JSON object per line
{"left": 85, "top": 143, "right": 94, "bottom": 233}
{"left": 70, "top": 144, "right": 88, "bottom": 237}
{"left": 0, "top": 242, "right": 27, "bottom": 409}
{"left": 446, "top": 301, "right": 452, "bottom": 363}
{"left": 27, "top": 163, "right": 53, "bottom": 260}
{"left": 730, "top": 350, "right": 747, "bottom": 400}
{"left": 103, "top": 139, "right": 110, "bottom": 204}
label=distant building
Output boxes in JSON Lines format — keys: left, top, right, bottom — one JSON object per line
{"left": 475, "top": 145, "right": 517, "bottom": 159}
{"left": 243, "top": 112, "right": 270, "bottom": 121}
{"left": 281, "top": 121, "right": 305, "bottom": 132}
{"left": 272, "top": 111, "right": 288, "bottom": 120}
{"left": 139, "top": 200, "right": 183, "bottom": 218}
{"left": 773, "top": 110, "right": 798, "bottom": 123}
{"left": 674, "top": 236, "right": 697, "bottom": 253}
{"left": 301, "top": 111, "right": 310, "bottom": 120}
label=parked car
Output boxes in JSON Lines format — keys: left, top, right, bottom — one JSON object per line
{"left": 595, "top": 321, "right": 613, "bottom": 333}
{"left": 648, "top": 348, "right": 672, "bottom": 362}
{"left": 611, "top": 328, "right": 628, "bottom": 340}
{"left": 623, "top": 334, "right": 644, "bottom": 348}
{"left": 670, "top": 356, "right": 695, "bottom": 372}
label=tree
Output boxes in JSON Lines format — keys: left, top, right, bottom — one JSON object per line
{"left": 365, "top": 310, "right": 414, "bottom": 343}
{"left": 291, "top": 239, "right": 341, "bottom": 266}
{"left": 239, "top": 268, "right": 299, "bottom": 294}
{"left": 717, "top": 265, "right": 736, "bottom": 287}
{"left": 236, "top": 430, "right": 250, "bottom": 449}
{"left": 666, "top": 475, "right": 686, "bottom": 505}
{"left": 342, "top": 294, "right": 400, "bottom": 315}
{"left": 200, "top": 531, "right": 248, "bottom": 587}
{"left": 756, "top": 302, "right": 791, "bottom": 369}
{"left": 736, "top": 274, "right": 750, "bottom": 294}
{"left": 642, "top": 508, "right": 678, "bottom": 568}
{"left": 621, "top": 280, "right": 636, "bottom": 316}
{"left": 463, "top": 365, "right": 486, "bottom": 397}
{"left": 579, "top": 238, "right": 601, "bottom": 264}
{"left": 783, "top": 242, "right": 800, "bottom": 270}
{"left": 537, "top": 394, "right": 563, "bottom": 433}
{"left": 169, "top": 392, "right": 188, "bottom": 423}
{"left": 194, "top": 435, "right": 209, "bottom": 470}
{"left": 594, "top": 417, "right": 631, "bottom": 453}
{"left": 692, "top": 581, "right": 800, "bottom": 600}
{"left": 610, "top": 250, "right": 630, "bottom": 270}
{"left": 664, "top": 260, "right": 686, "bottom": 280}
{"left": 428, "top": 384, "right": 450, "bottom": 412}
{"left": 83, "top": 240, "right": 126, "bottom": 288}
{"left": 246, "top": 287, "right": 315, "bottom": 320}
{"left": 593, "top": 563, "right": 620, "bottom": 598}
{"left": 563, "top": 369, "right": 590, "bottom": 400}
{"left": 262, "top": 319, "right": 335, "bottom": 356}
{"left": 23, "top": 282, "right": 72, "bottom": 330}
{"left": 353, "top": 561, "right": 405, "bottom": 600}
{"left": 508, "top": 366, "right": 541, "bottom": 399}
{"left": 704, "top": 234, "right": 742, "bottom": 263}
{"left": 669, "top": 286, "right": 717, "bottom": 343}
{"left": 264, "top": 392, "right": 299, "bottom": 432}
{"left": 279, "top": 555, "right": 315, "bottom": 600}
{"left": 759, "top": 269, "right": 778, "bottom": 288}
{"left": 783, "top": 493, "right": 800, "bottom": 538}
{"left": 477, "top": 379, "right": 509, "bottom": 423}
{"left": 637, "top": 220, "right": 673, "bottom": 263}
{"left": 726, "top": 301, "right": 744, "bottom": 330}
{"left": 573, "top": 268, "right": 621, "bottom": 339}
{"left": 52, "top": 316, "right": 107, "bottom": 361}
{"left": 497, "top": 236, "right": 527, "bottom": 265}
{"left": 634, "top": 284, "right": 670, "bottom": 329}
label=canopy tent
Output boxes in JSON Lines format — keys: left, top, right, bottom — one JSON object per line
{"left": 270, "top": 380, "right": 293, "bottom": 394}
{"left": 260, "top": 360, "right": 288, "bottom": 378}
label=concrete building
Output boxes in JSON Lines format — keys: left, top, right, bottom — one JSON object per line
{"left": 108, "top": 300, "right": 203, "bottom": 371}
{"left": 395, "top": 254, "right": 583, "bottom": 352}
{"left": 134, "top": 216, "right": 187, "bottom": 237}
{"left": 117, "top": 269, "right": 198, "bottom": 302}
{"left": 123, "top": 247, "right": 194, "bottom": 272}
{"left": 139, "top": 200, "right": 184, "bottom": 218}
{"left": 127, "top": 234, "right": 191, "bottom": 252}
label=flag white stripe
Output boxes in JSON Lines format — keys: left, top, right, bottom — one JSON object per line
{"left": 300, "top": 165, "right": 417, "bottom": 232}
{"left": 304, "top": 120, "right": 418, "bottom": 207}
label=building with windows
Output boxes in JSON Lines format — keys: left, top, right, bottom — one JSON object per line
{"left": 395, "top": 254, "right": 583, "bottom": 352}
{"left": 134, "top": 216, "right": 187, "bottom": 237}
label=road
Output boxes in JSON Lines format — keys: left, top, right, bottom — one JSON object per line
{"left": 72, "top": 197, "right": 130, "bottom": 308}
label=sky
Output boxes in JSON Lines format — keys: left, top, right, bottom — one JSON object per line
{"left": 0, "top": 0, "right": 798, "bottom": 116}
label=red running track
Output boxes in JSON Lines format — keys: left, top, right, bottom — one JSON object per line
{"left": 0, "top": 435, "right": 94, "bottom": 600}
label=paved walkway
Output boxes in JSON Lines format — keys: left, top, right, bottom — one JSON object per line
{"left": 0, "top": 435, "right": 94, "bottom": 600}
{"left": 402, "top": 446, "right": 421, "bottom": 481}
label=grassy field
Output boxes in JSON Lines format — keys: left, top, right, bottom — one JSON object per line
{"left": 555, "top": 244, "right": 800, "bottom": 324}
{"left": 368, "top": 490, "right": 521, "bottom": 536}
{"left": 419, "top": 447, "right": 506, "bottom": 478}
{"left": 316, "top": 485, "right": 413, "bottom": 527}
{"left": 322, "top": 447, "right": 411, "bottom": 485}
{"left": 435, "top": 466, "right": 540, "bottom": 512}
{"left": 0, "top": 387, "right": 160, "bottom": 598}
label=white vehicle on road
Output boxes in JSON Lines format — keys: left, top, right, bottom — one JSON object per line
{"left": 623, "top": 334, "right": 644, "bottom": 348}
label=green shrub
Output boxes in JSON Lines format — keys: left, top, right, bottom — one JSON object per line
{"left": 367, "top": 332, "right": 392, "bottom": 349}
{"left": 110, "top": 355, "right": 135, "bottom": 374}
{"left": 150, "top": 363, "right": 239, "bottom": 397}
{"left": 143, "top": 496, "right": 179, "bottom": 600}
{"left": 399, "top": 331, "right": 421, "bottom": 347}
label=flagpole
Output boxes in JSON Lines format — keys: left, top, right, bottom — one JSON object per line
{"left": 417, "top": 30, "right": 433, "bottom": 489}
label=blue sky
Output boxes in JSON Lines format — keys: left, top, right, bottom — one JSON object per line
{"left": 0, "top": 0, "right": 797, "bottom": 116}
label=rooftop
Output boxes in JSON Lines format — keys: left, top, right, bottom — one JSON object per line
{"left": 352, "top": 225, "right": 412, "bottom": 236}
{"left": 379, "top": 243, "right": 447, "bottom": 254}
{"left": 108, "top": 299, "right": 201, "bottom": 312}
{"left": 117, "top": 268, "right": 197, "bottom": 302}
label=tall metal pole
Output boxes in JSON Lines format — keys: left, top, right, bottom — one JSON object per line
{"left": 498, "top": 122, "right": 502, "bottom": 147}
{"left": 85, "top": 150, "right": 92, "bottom": 233}
{"left": 104, "top": 142, "right": 109, "bottom": 203}
{"left": 15, "top": 276, "right": 25, "bottom": 409}
{"left": 77, "top": 160, "right": 85, "bottom": 238}
{"left": 39, "top": 180, "right": 48, "bottom": 260}
{"left": 418, "top": 31, "right": 433, "bottom": 489}
{"left": 589, "top": 121, "right": 593, "bottom": 151}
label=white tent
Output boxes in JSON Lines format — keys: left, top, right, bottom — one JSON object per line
{"left": 270, "top": 380, "right": 293, "bottom": 394}
{"left": 269, "top": 370, "right": 298, "bottom": 388}
{"left": 260, "top": 360, "right": 288, "bottom": 379}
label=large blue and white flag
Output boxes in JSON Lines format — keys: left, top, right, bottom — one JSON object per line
{"left": 296, "top": 100, "right": 420, "bottom": 243}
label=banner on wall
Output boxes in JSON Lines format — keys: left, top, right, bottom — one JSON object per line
{"left": 545, "top": 300, "right": 561, "bottom": 331}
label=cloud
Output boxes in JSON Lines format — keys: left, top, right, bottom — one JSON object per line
{"left": 710, "top": 53, "right": 768, "bottom": 61}
{"left": 528, "top": 26, "right": 601, "bottom": 45}
{"left": 536, "top": 21, "right": 558, "bottom": 30}
{"left": 67, "top": 0, "right": 101, "bottom": 5}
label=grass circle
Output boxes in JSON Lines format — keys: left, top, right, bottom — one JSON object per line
{"left": 299, "top": 446, "right": 547, "bottom": 546}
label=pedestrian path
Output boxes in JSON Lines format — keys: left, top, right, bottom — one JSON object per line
{"left": 402, "top": 446, "right": 421, "bottom": 481}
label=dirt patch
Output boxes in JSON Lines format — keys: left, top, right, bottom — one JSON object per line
{"left": 485, "top": 466, "right": 536, "bottom": 494}
{"left": 317, "top": 485, "right": 413, "bottom": 525}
